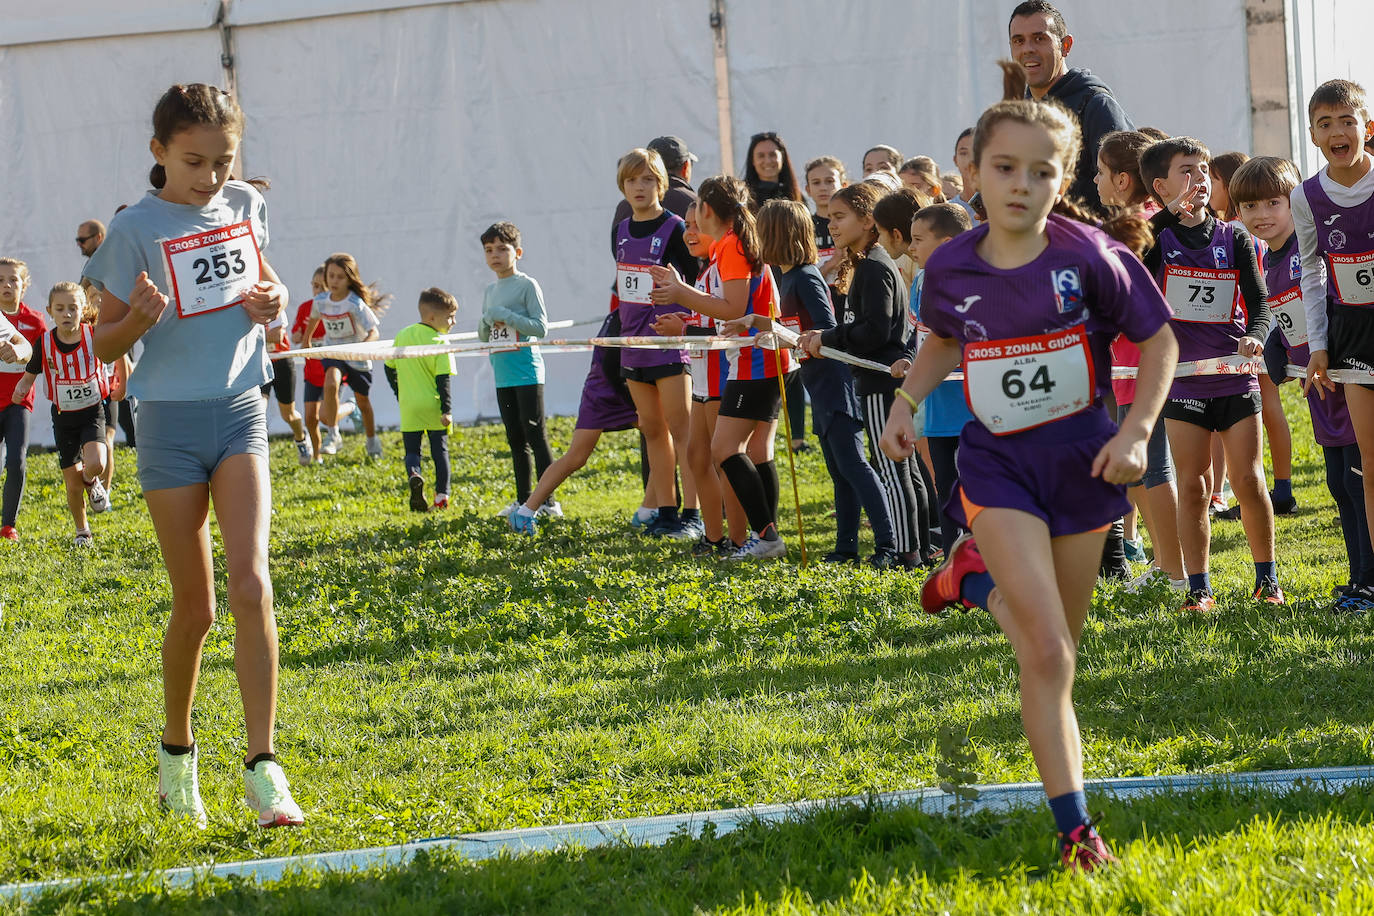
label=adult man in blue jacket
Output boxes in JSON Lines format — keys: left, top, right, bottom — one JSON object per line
{"left": 1009, "top": 0, "right": 1134, "bottom": 214}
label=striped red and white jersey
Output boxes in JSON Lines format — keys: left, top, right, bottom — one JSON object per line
{"left": 41, "top": 325, "right": 109, "bottom": 412}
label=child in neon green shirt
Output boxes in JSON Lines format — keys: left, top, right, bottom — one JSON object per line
{"left": 384, "top": 287, "right": 458, "bottom": 511}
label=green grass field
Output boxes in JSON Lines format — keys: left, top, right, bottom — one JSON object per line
{"left": 4, "top": 386, "right": 1374, "bottom": 913}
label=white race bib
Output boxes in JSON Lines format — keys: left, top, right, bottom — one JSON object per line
{"left": 1163, "top": 265, "right": 1238, "bottom": 324}
{"left": 320, "top": 313, "right": 357, "bottom": 342}
{"left": 963, "top": 325, "right": 1093, "bottom": 435}
{"left": 616, "top": 264, "right": 654, "bottom": 305}
{"left": 489, "top": 322, "right": 520, "bottom": 353}
{"left": 1269, "top": 286, "right": 1308, "bottom": 348}
{"left": 1329, "top": 250, "right": 1374, "bottom": 306}
{"left": 160, "top": 220, "right": 262, "bottom": 319}
{"left": 54, "top": 378, "right": 102, "bottom": 412}
{"left": 915, "top": 321, "right": 930, "bottom": 353}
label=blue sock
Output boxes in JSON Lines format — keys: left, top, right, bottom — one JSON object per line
{"left": 1255, "top": 561, "right": 1277, "bottom": 588}
{"left": 1048, "top": 790, "right": 1090, "bottom": 835}
{"left": 1187, "top": 572, "right": 1211, "bottom": 594}
{"left": 1273, "top": 478, "right": 1292, "bottom": 501}
{"left": 959, "top": 571, "right": 995, "bottom": 610}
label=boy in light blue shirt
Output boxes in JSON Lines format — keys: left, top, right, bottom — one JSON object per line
{"left": 478, "top": 221, "right": 557, "bottom": 517}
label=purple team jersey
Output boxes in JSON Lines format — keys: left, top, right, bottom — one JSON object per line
{"left": 613, "top": 215, "right": 691, "bottom": 369}
{"left": 1266, "top": 233, "right": 1353, "bottom": 447}
{"left": 923, "top": 215, "right": 1172, "bottom": 536}
{"left": 923, "top": 214, "right": 1172, "bottom": 443}
{"left": 1302, "top": 174, "right": 1374, "bottom": 308}
{"left": 1154, "top": 219, "right": 1254, "bottom": 399}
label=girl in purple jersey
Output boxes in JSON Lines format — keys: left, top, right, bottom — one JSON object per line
{"left": 880, "top": 100, "right": 1178, "bottom": 871}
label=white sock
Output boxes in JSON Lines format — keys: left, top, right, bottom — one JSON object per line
{"left": 634, "top": 506, "right": 656, "bottom": 522}
{"left": 516, "top": 505, "right": 536, "bottom": 518}
{"left": 435, "top": 492, "right": 448, "bottom": 501}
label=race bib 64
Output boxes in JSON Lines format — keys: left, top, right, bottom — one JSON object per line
{"left": 963, "top": 325, "right": 1094, "bottom": 435}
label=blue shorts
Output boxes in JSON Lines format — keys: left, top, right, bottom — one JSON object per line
{"left": 321, "top": 359, "right": 373, "bottom": 396}
{"left": 135, "top": 388, "right": 268, "bottom": 491}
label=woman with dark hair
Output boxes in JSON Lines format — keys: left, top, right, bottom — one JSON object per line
{"left": 743, "top": 131, "right": 803, "bottom": 214}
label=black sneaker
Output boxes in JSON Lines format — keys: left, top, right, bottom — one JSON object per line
{"left": 1271, "top": 492, "right": 1299, "bottom": 515}
{"left": 821, "top": 551, "right": 860, "bottom": 565}
{"left": 1331, "top": 584, "right": 1374, "bottom": 613}
{"left": 867, "top": 549, "right": 901, "bottom": 571}
{"left": 408, "top": 475, "right": 428, "bottom": 513}
{"left": 691, "top": 536, "right": 720, "bottom": 557}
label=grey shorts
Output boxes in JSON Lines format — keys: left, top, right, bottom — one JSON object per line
{"left": 135, "top": 388, "right": 268, "bottom": 491}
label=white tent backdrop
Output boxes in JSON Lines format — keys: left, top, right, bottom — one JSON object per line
{"left": 0, "top": 0, "right": 1356, "bottom": 443}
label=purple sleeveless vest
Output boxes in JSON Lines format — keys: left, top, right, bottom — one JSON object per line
{"left": 1267, "top": 233, "right": 1353, "bottom": 446}
{"left": 1302, "top": 174, "right": 1374, "bottom": 307}
{"left": 614, "top": 215, "right": 690, "bottom": 369}
{"left": 1156, "top": 218, "right": 1253, "bottom": 398}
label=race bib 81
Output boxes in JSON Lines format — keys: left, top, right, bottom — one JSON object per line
{"left": 616, "top": 264, "right": 654, "bottom": 305}
{"left": 160, "top": 220, "right": 262, "bottom": 319}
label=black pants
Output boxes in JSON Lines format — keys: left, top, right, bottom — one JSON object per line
{"left": 0, "top": 404, "right": 29, "bottom": 527}
{"left": 862, "top": 390, "right": 928, "bottom": 557}
{"left": 927, "top": 435, "right": 961, "bottom": 552}
{"left": 785, "top": 371, "right": 807, "bottom": 442}
{"left": 403, "top": 429, "right": 450, "bottom": 496}
{"left": 497, "top": 383, "right": 552, "bottom": 504}
{"left": 1325, "top": 443, "right": 1374, "bottom": 586}
{"left": 118, "top": 398, "right": 136, "bottom": 447}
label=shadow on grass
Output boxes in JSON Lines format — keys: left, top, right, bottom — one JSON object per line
{"left": 34, "top": 783, "right": 1374, "bottom": 915}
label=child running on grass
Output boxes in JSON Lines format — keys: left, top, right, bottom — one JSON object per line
{"left": 292, "top": 266, "right": 354, "bottom": 464}
{"left": 303, "top": 252, "right": 385, "bottom": 459}
{"left": 385, "top": 287, "right": 457, "bottom": 512}
{"left": 0, "top": 258, "right": 45, "bottom": 541}
{"left": 86, "top": 82, "right": 304, "bottom": 829}
{"left": 479, "top": 221, "right": 557, "bottom": 520}
{"left": 881, "top": 99, "right": 1178, "bottom": 870}
{"left": 1233, "top": 155, "right": 1374, "bottom": 611}
{"left": 12, "top": 283, "right": 124, "bottom": 546}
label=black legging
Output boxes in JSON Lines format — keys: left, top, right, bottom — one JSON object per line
{"left": 927, "top": 435, "right": 961, "bottom": 552}
{"left": 1325, "top": 443, "right": 1374, "bottom": 586}
{"left": 0, "top": 404, "right": 29, "bottom": 528}
{"left": 785, "top": 371, "right": 806, "bottom": 442}
{"left": 117, "top": 397, "right": 136, "bottom": 446}
{"left": 496, "top": 383, "right": 553, "bottom": 504}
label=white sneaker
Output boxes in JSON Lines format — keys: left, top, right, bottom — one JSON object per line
{"left": 497, "top": 501, "right": 520, "bottom": 518}
{"left": 243, "top": 758, "right": 305, "bottom": 828}
{"left": 1125, "top": 566, "right": 1188, "bottom": 594}
{"left": 537, "top": 499, "right": 563, "bottom": 518}
{"left": 87, "top": 477, "right": 110, "bottom": 514}
{"left": 320, "top": 427, "right": 340, "bottom": 455}
{"left": 73, "top": 530, "right": 94, "bottom": 548}
{"left": 295, "top": 438, "right": 313, "bottom": 466}
{"left": 366, "top": 435, "right": 383, "bottom": 459}
{"left": 158, "top": 743, "right": 207, "bottom": 829}
{"left": 724, "top": 533, "right": 787, "bottom": 561}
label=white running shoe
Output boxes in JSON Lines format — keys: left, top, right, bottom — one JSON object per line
{"left": 320, "top": 427, "right": 341, "bottom": 455}
{"left": 158, "top": 743, "right": 207, "bottom": 829}
{"left": 724, "top": 534, "right": 787, "bottom": 561}
{"left": 366, "top": 435, "right": 383, "bottom": 459}
{"left": 295, "top": 438, "right": 313, "bottom": 466}
{"left": 1124, "top": 566, "right": 1188, "bottom": 594}
{"left": 497, "top": 501, "right": 520, "bottom": 518}
{"left": 243, "top": 759, "right": 305, "bottom": 828}
{"left": 87, "top": 477, "right": 110, "bottom": 514}
{"left": 73, "top": 530, "right": 94, "bottom": 548}
{"left": 537, "top": 499, "right": 563, "bottom": 518}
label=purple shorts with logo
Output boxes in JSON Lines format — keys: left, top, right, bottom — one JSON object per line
{"left": 947, "top": 405, "right": 1129, "bottom": 538}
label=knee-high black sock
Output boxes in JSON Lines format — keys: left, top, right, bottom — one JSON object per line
{"left": 757, "top": 460, "right": 779, "bottom": 525}
{"left": 639, "top": 433, "right": 651, "bottom": 489}
{"left": 720, "top": 453, "right": 773, "bottom": 536}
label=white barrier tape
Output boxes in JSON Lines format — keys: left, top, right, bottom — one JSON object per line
{"left": 3, "top": 764, "right": 1370, "bottom": 903}
{"left": 280, "top": 335, "right": 755, "bottom": 363}
{"left": 283, "top": 320, "right": 579, "bottom": 358}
